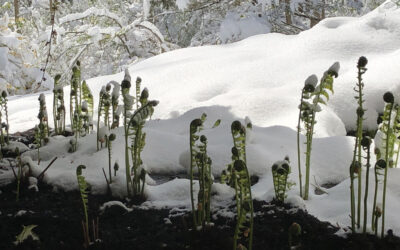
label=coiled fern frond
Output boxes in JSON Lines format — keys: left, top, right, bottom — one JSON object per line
{"left": 76, "top": 165, "right": 89, "bottom": 235}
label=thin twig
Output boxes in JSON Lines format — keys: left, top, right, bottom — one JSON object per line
{"left": 37, "top": 157, "right": 58, "bottom": 180}
{"left": 102, "top": 168, "right": 109, "bottom": 185}
{"left": 10, "top": 164, "right": 17, "bottom": 180}
{"left": 280, "top": 21, "right": 304, "bottom": 31}
{"left": 312, "top": 176, "right": 328, "bottom": 194}
{"left": 35, "top": 3, "right": 56, "bottom": 91}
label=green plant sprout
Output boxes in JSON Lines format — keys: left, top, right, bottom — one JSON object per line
{"left": 81, "top": 101, "right": 90, "bottom": 136}
{"left": 288, "top": 222, "right": 301, "bottom": 249}
{"left": 81, "top": 81, "right": 94, "bottom": 133}
{"left": 70, "top": 61, "right": 82, "bottom": 131}
{"left": 121, "top": 69, "right": 134, "bottom": 196}
{"left": 380, "top": 91, "right": 395, "bottom": 238}
{"left": 297, "top": 74, "right": 317, "bottom": 198}
{"left": 189, "top": 113, "right": 220, "bottom": 228}
{"left": 121, "top": 70, "right": 158, "bottom": 197}
{"left": 372, "top": 158, "right": 385, "bottom": 234}
{"left": 126, "top": 87, "right": 158, "bottom": 198}
{"left": 70, "top": 111, "right": 79, "bottom": 152}
{"left": 221, "top": 119, "right": 252, "bottom": 187}
{"left": 271, "top": 157, "right": 291, "bottom": 203}
{"left": 15, "top": 147, "right": 22, "bottom": 201}
{"left": 361, "top": 136, "right": 372, "bottom": 233}
{"left": 222, "top": 120, "right": 253, "bottom": 250}
{"left": 350, "top": 56, "right": 368, "bottom": 229}
{"left": 97, "top": 84, "right": 111, "bottom": 150}
{"left": 135, "top": 76, "right": 141, "bottom": 110}
{"left": 377, "top": 93, "right": 397, "bottom": 164}
{"left": 52, "top": 74, "right": 66, "bottom": 135}
{"left": 232, "top": 159, "right": 253, "bottom": 250}
{"left": 374, "top": 205, "right": 382, "bottom": 237}
{"left": 14, "top": 225, "right": 40, "bottom": 246}
{"left": 37, "top": 94, "right": 50, "bottom": 160}
{"left": 297, "top": 62, "right": 340, "bottom": 200}
{"left": 114, "top": 161, "right": 119, "bottom": 177}
{"left": 34, "top": 125, "right": 40, "bottom": 162}
{"left": 0, "top": 90, "right": 9, "bottom": 153}
{"left": 110, "top": 81, "right": 121, "bottom": 129}
{"left": 349, "top": 160, "right": 359, "bottom": 232}
{"left": 392, "top": 106, "right": 400, "bottom": 167}
{"left": 76, "top": 165, "right": 99, "bottom": 248}
{"left": 106, "top": 133, "right": 116, "bottom": 183}
{"left": 77, "top": 165, "right": 89, "bottom": 243}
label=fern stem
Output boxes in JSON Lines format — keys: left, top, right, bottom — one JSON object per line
{"left": 189, "top": 131, "right": 197, "bottom": 227}
{"left": 356, "top": 67, "right": 364, "bottom": 229}
{"left": 372, "top": 163, "right": 379, "bottom": 231}
{"left": 363, "top": 144, "right": 370, "bottom": 233}
{"left": 124, "top": 110, "right": 131, "bottom": 196}
{"left": 297, "top": 91, "right": 304, "bottom": 198}
{"left": 381, "top": 103, "right": 394, "bottom": 237}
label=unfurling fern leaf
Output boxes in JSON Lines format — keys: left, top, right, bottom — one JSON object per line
{"left": 272, "top": 158, "right": 291, "bottom": 203}
{"left": 76, "top": 165, "right": 90, "bottom": 247}
{"left": 127, "top": 99, "right": 159, "bottom": 197}
{"left": 70, "top": 62, "right": 82, "bottom": 130}
{"left": 298, "top": 62, "right": 340, "bottom": 200}
{"left": 221, "top": 120, "right": 253, "bottom": 250}
{"left": 81, "top": 81, "right": 94, "bottom": 133}
{"left": 189, "top": 113, "right": 219, "bottom": 229}
{"left": 53, "top": 74, "right": 65, "bottom": 135}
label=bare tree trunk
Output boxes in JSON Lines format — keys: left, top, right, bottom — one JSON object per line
{"left": 14, "top": 0, "right": 19, "bottom": 23}
{"left": 285, "top": 0, "right": 292, "bottom": 24}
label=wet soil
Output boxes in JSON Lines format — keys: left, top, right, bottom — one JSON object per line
{"left": 1, "top": 181, "right": 400, "bottom": 250}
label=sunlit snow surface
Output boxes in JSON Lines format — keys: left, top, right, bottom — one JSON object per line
{"left": 3, "top": 1, "right": 400, "bottom": 236}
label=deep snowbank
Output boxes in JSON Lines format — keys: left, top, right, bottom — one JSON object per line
{"left": 8, "top": 1, "right": 400, "bottom": 136}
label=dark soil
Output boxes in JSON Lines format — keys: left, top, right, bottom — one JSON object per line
{"left": 1, "top": 181, "right": 400, "bottom": 250}
{"left": 1, "top": 131, "right": 399, "bottom": 250}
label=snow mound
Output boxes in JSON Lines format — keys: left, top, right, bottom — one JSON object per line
{"left": 2, "top": 0, "right": 400, "bottom": 237}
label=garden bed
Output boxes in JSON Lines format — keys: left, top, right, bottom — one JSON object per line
{"left": 1, "top": 181, "right": 399, "bottom": 250}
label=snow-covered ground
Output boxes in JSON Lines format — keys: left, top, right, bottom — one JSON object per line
{"left": 2, "top": 0, "right": 400, "bottom": 237}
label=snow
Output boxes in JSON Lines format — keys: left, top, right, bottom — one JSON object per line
{"left": 59, "top": 7, "right": 124, "bottom": 27}
{"left": 1, "top": 0, "right": 400, "bottom": 237}
{"left": 99, "top": 201, "right": 133, "bottom": 213}
{"left": 176, "top": 0, "right": 190, "bottom": 10}
{"left": 0, "top": 13, "right": 53, "bottom": 95}
{"left": 219, "top": 12, "right": 271, "bottom": 44}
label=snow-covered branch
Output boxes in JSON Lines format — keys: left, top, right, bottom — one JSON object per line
{"left": 59, "top": 7, "right": 124, "bottom": 27}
